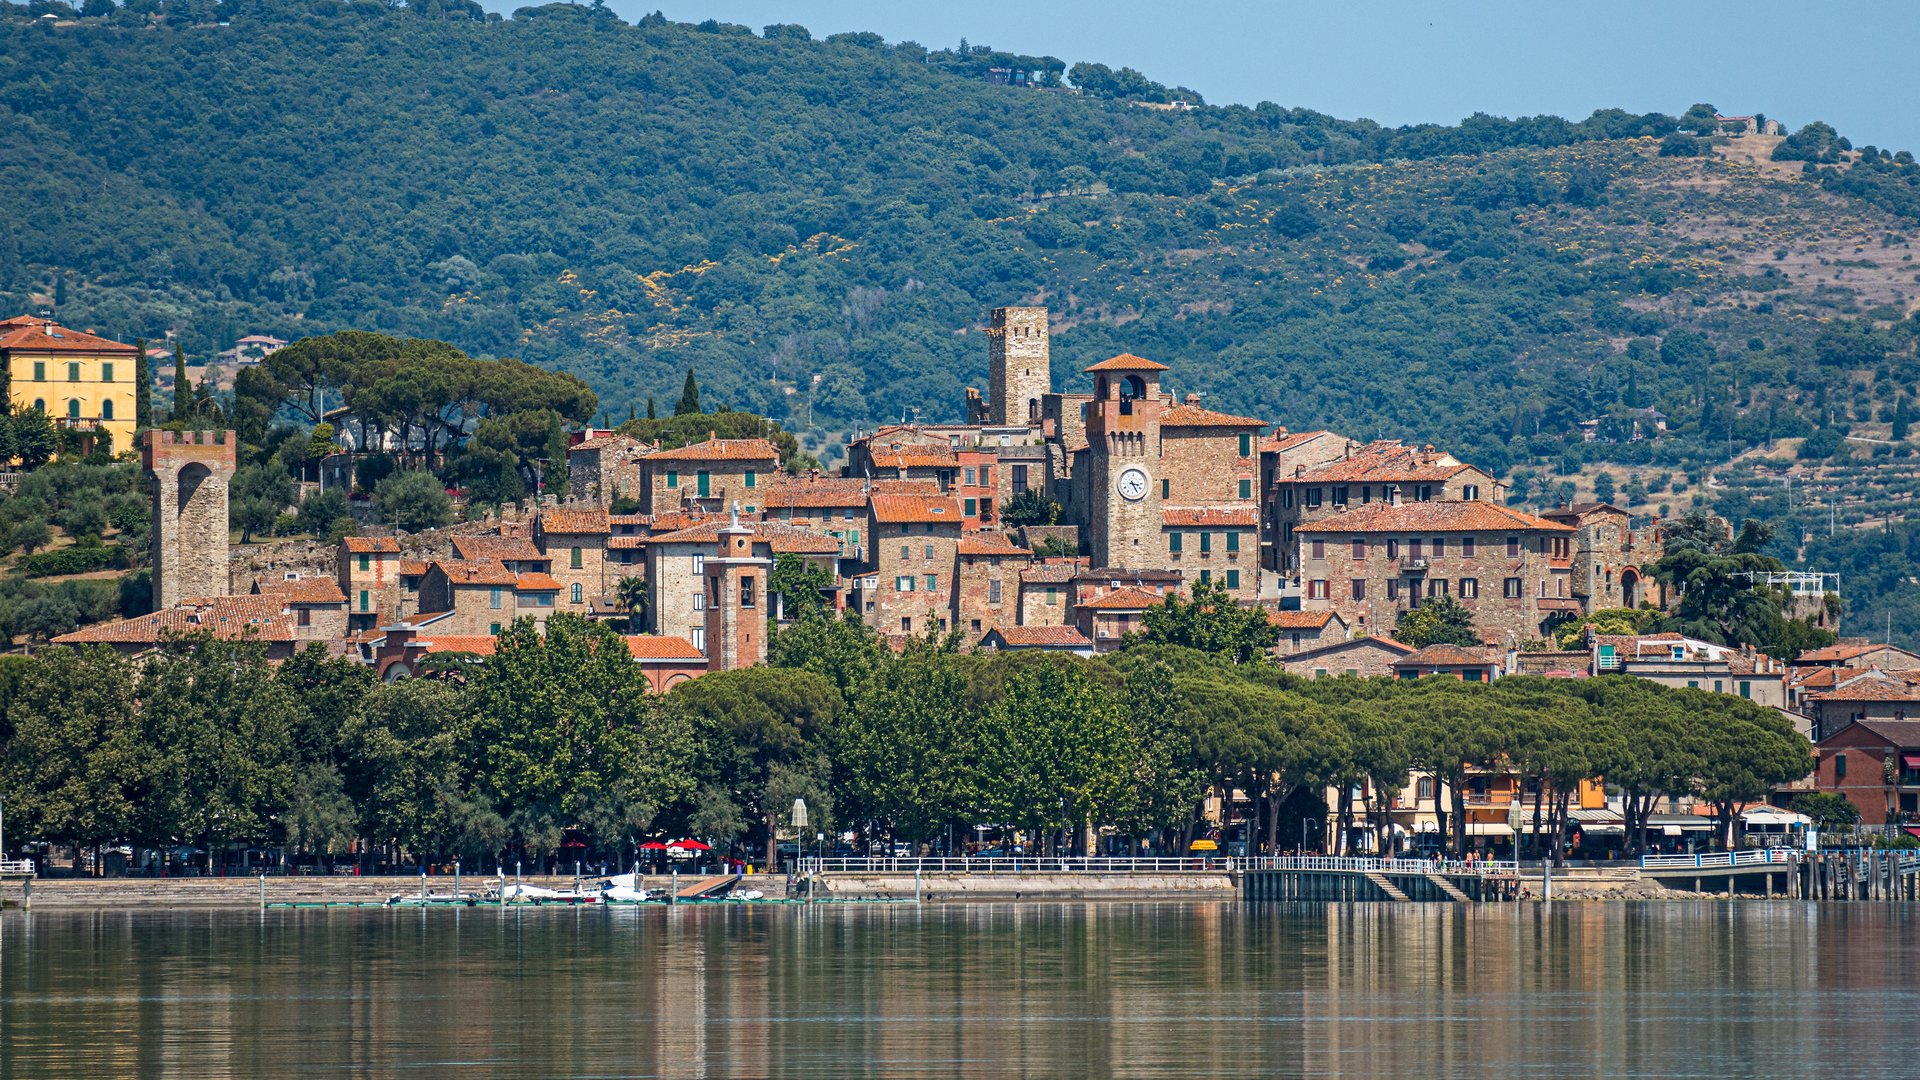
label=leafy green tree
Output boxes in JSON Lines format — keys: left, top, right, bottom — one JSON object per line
{"left": 1, "top": 645, "right": 142, "bottom": 870}
{"left": 13, "top": 407, "right": 55, "bottom": 470}
{"left": 1659, "top": 132, "right": 1703, "bottom": 157}
{"left": 674, "top": 368, "right": 701, "bottom": 416}
{"left": 769, "top": 552, "right": 833, "bottom": 619}
{"left": 542, "top": 413, "right": 569, "bottom": 499}
{"left": 1683, "top": 688, "right": 1814, "bottom": 848}
{"left": 1000, "top": 490, "right": 1062, "bottom": 527}
{"left": 1394, "top": 595, "right": 1483, "bottom": 648}
{"left": 768, "top": 609, "right": 889, "bottom": 700}
{"left": 1134, "top": 578, "right": 1277, "bottom": 663}
{"left": 374, "top": 469, "right": 453, "bottom": 532}
{"left": 296, "top": 487, "right": 349, "bottom": 537}
{"left": 283, "top": 764, "right": 358, "bottom": 865}
{"left": 978, "top": 657, "right": 1141, "bottom": 855}
{"left": 1593, "top": 471, "right": 1616, "bottom": 504}
{"left": 1391, "top": 678, "right": 1507, "bottom": 856}
{"left": 834, "top": 641, "right": 982, "bottom": 843}
{"left": 615, "top": 574, "right": 649, "bottom": 632}
{"left": 1790, "top": 791, "right": 1860, "bottom": 832}
{"left": 12, "top": 517, "right": 51, "bottom": 555}
{"left": 231, "top": 463, "right": 295, "bottom": 543}
{"left": 305, "top": 422, "right": 339, "bottom": 469}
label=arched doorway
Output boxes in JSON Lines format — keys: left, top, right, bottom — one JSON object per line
{"left": 1620, "top": 567, "right": 1641, "bottom": 608}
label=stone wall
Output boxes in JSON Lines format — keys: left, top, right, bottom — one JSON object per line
{"left": 143, "top": 430, "right": 235, "bottom": 609}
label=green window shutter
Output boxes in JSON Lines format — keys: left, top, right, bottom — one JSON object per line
{"left": 1239, "top": 433, "right": 1251, "bottom": 456}
{"left": 359, "top": 590, "right": 369, "bottom": 612}
{"left": 102, "top": 363, "right": 113, "bottom": 383}
{"left": 359, "top": 554, "right": 369, "bottom": 571}
{"left": 32, "top": 361, "right": 44, "bottom": 381}
{"left": 571, "top": 546, "right": 583, "bottom": 569}
{"left": 1238, "top": 479, "right": 1252, "bottom": 499}
{"left": 1199, "top": 532, "right": 1212, "bottom": 554}
{"left": 1169, "top": 532, "right": 1183, "bottom": 553}
{"left": 1226, "top": 531, "right": 1240, "bottom": 553}
{"left": 697, "top": 471, "right": 711, "bottom": 497}
{"left": 964, "top": 498, "right": 977, "bottom": 516}
{"left": 744, "top": 470, "right": 756, "bottom": 489}
{"left": 1226, "top": 569, "right": 1239, "bottom": 590}
{"left": 667, "top": 470, "right": 678, "bottom": 488}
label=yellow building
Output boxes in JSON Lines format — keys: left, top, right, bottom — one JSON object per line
{"left": 0, "top": 315, "right": 139, "bottom": 454}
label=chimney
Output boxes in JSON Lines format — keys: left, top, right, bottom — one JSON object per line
{"left": 1389, "top": 485, "right": 1402, "bottom": 506}
{"left": 1184, "top": 393, "right": 1200, "bottom": 405}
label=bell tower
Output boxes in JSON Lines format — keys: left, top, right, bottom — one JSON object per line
{"left": 1082, "top": 354, "right": 1167, "bottom": 569}
{"left": 703, "top": 504, "right": 771, "bottom": 672}
{"left": 987, "top": 306, "right": 1049, "bottom": 427}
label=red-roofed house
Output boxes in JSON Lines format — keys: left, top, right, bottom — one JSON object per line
{"left": 0, "top": 315, "right": 139, "bottom": 453}
{"left": 640, "top": 437, "right": 780, "bottom": 515}
{"left": 1812, "top": 719, "right": 1920, "bottom": 827}
{"left": 1271, "top": 439, "right": 1498, "bottom": 576}
{"left": 1266, "top": 608, "right": 1349, "bottom": 656}
{"left": 52, "top": 594, "right": 300, "bottom": 660}
{"left": 1390, "top": 644, "right": 1505, "bottom": 682}
{"left": 856, "top": 493, "right": 966, "bottom": 637}
{"left": 980, "top": 624, "right": 1095, "bottom": 657}
{"left": 1277, "top": 635, "right": 1417, "bottom": 679}
{"left": 956, "top": 532, "right": 1033, "bottom": 638}
{"left": 536, "top": 507, "right": 612, "bottom": 615}
{"left": 339, "top": 535, "right": 405, "bottom": 632}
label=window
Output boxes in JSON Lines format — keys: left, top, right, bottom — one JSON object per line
{"left": 1503, "top": 577, "right": 1522, "bottom": 598}
{"left": 1161, "top": 478, "right": 1171, "bottom": 499}
{"left": 693, "top": 556, "right": 705, "bottom": 575}
{"left": 1238, "top": 478, "right": 1252, "bottom": 499}
{"left": 1406, "top": 580, "right": 1422, "bottom": 603}
{"left": 1282, "top": 489, "right": 1294, "bottom": 508}
{"left": 989, "top": 579, "right": 1002, "bottom": 604}
{"left": 1739, "top": 680, "right": 1751, "bottom": 699}
{"left": 1431, "top": 538, "right": 1445, "bottom": 556}
{"left": 901, "top": 617, "right": 912, "bottom": 633}
{"left": 490, "top": 623, "right": 501, "bottom": 636}
{"left": 1506, "top": 536, "right": 1520, "bottom": 558}
{"left": 1462, "top": 484, "right": 1479, "bottom": 501}
{"left": 924, "top": 544, "right": 936, "bottom": 560}
{"left": 1409, "top": 539, "right": 1422, "bottom": 559}
{"left": 489, "top": 587, "right": 503, "bottom": 609}
{"left": 32, "top": 361, "right": 44, "bottom": 381}
{"left": 1332, "top": 486, "right": 1349, "bottom": 506}
{"left": 1429, "top": 579, "right": 1448, "bottom": 598}
{"left": 1387, "top": 580, "right": 1400, "bottom": 600}
{"left": 1687, "top": 680, "right": 1699, "bottom": 689}
{"left": 666, "top": 470, "right": 678, "bottom": 489}
{"left": 693, "top": 590, "right": 706, "bottom": 611}
{"left": 1350, "top": 539, "right": 1365, "bottom": 560}
{"left": 67, "top": 362, "right": 80, "bottom": 382}
{"left": 1351, "top": 579, "right": 1366, "bottom": 601}
{"left": 570, "top": 546, "right": 583, "bottom": 569}
{"left": 1169, "top": 532, "right": 1183, "bottom": 554}
{"left": 571, "top": 583, "right": 583, "bottom": 604}
{"left": 67, "top": 399, "right": 80, "bottom": 419}
{"left": 964, "top": 498, "right": 977, "bottom": 516}
{"left": 1226, "top": 531, "right": 1239, "bottom": 553}
{"left": 964, "top": 467, "right": 976, "bottom": 485}
{"left": 741, "top": 577, "right": 755, "bottom": 607}
{"left": 1046, "top": 586, "right": 1058, "bottom": 604}
{"left": 1199, "top": 532, "right": 1212, "bottom": 554}
{"left": 1713, "top": 680, "right": 1724, "bottom": 694}
{"left": 901, "top": 544, "right": 911, "bottom": 560}
{"left": 925, "top": 574, "right": 938, "bottom": 592}
{"left": 1538, "top": 579, "right": 1548, "bottom": 598}
{"left": 1225, "top": 569, "right": 1239, "bottom": 590}
{"left": 1238, "top": 433, "right": 1252, "bottom": 457}
{"left": 1459, "top": 578, "right": 1478, "bottom": 599}
{"left": 1199, "top": 569, "right": 1211, "bottom": 584}
{"left": 359, "top": 589, "right": 370, "bottom": 612}
{"left": 1415, "top": 485, "right": 1433, "bottom": 501}
{"left": 1836, "top": 753, "right": 1847, "bottom": 780}
{"left": 690, "top": 627, "right": 705, "bottom": 652}
{"left": 359, "top": 554, "right": 370, "bottom": 572}
{"left": 1361, "top": 486, "right": 1372, "bottom": 504}
{"left": 101, "top": 363, "right": 112, "bottom": 383}
{"left": 1461, "top": 537, "right": 1476, "bottom": 558}
{"left": 1309, "top": 579, "right": 1329, "bottom": 600}
{"left": 896, "top": 576, "right": 915, "bottom": 593}
{"left": 1386, "top": 539, "right": 1399, "bottom": 559}
{"left": 33, "top": 400, "right": 43, "bottom": 412}
{"left": 744, "top": 470, "right": 756, "bottom": 489}
{"left": 1306, "top": 488, "right": 1322, "bottom": 508}
{"left": 101, "top": 399, "right": 115, "bottom": 419}
{"left": 980, "top": 466, "right": 991, "bottom": 485}
{"left": 1417, "top": 777, "right": 1435, "bottom": 801}
{"left": 1310, "top": 539, "right": 1325, "bottom": 560}
{"left": 696, "top": 471, "right": 711, "bottom": 497}
{"left": 1012, "top": 464, "right": 1029, "bottom": 494}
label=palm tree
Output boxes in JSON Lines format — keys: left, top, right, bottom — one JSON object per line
{"left": 616, "top": 575, "right": 648, "bottom": 633}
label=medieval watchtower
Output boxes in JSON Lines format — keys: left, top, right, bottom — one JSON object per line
{"left": 143, "top": 429, "right": 236, "bottom": 609}
{"left": 987, "top": 306, "right": 1050, "bottom": 427}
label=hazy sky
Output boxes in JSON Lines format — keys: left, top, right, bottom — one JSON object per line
{"left": 519, "top": 0, "right": 1920, "bottom": 152}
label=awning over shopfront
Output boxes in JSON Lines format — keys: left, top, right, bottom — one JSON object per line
{"left": 1903, "top": 752, "right": 1920, "bottom": 770}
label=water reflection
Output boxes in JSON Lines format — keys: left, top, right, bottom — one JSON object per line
{"left": 1, "top": 902, "right": 1914, "bottom": 1077}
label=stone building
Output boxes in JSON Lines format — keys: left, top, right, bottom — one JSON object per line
{"left": 339, "top": 536, "right": 403, "bottom": 633}
{"left": 701, "top": 512, "right": 772, "bottom": 672}
{"left": 52, "top": 594, "right": 300, "bottom": 660}
{"left": 251, "top": 576, "right": 350, "bottom": 645}
{"left": 1540, "top": 502, "right": 1656, "bottom": 609}
{"left": 955, "top": 532, "right": 1033, "bottom": 639}
{"left": 855, "top": 492, "right": 964, "bottom": 637}
{"left": 144, "top": 429, "right": 236, "bottom": 611}
{"left": 567, "top": 433, "right": 651, "bottom": 509}
{"left": 416, "top": 560, "right": 529, "bottom": 637}
{"left": 1017, "top": 562, "right": 1079, "bottom": 627}
{"left": 1293, "top": 500, "right": 1577, "bottom": 645}
{"left": 1163, "top": 506, "right": 1260, "bottom": 599}
{"left": 640, "top": 437, "right": 780, "bottom": 515}
{"left": 1269, "top": 440, "right": 1497, "bottom": 576}
{"left": 1277, "top": 635, "right": 1416, "bottom": 679}
{"left": 1267, "top": 609, "right": 1349, "bottom": 655}
{"left": 1073, "top": 585, "right": 1162, "bottom": 652}
{"left": 984, "top": 305, "right": 1050, "bottom": 427}
{"left": 0, "top": 315, "right": 140, "bottom": 454}
{"left": 536, "top": 507, "right": 611, "bottom": 613}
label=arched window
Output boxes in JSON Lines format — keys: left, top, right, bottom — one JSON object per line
{"left": 571, "top": 583, "right": 583, "bottom": 605}
{"left": 32, "top": 399, "right": 44, "bottom": 412}
{"left": 67, "top": 399, "right": 80, "bottom": 419}
{"left": 100, "top": 399, "right": 113, "bottom": 420}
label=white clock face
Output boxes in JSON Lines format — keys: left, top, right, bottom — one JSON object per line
{"left": 1118, "top": 466, "right": 1149, "bottom": 501}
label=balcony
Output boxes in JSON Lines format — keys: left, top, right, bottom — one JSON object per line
{"left": 1401, "top": 558, "right": 1428, "bottom": 574}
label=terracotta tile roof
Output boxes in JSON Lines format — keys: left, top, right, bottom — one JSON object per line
{"left": 253, "top": 577, "right": 347, "bottom": 604}
{"left": 608, "top": 536, "right": 649, "bottom": 551}
{"left": 399, "top": 610, "right": 454, "bottom": 627}
{"left": 1073, "top": 567, "right": 1183, "bottom": 584}
{"left": 990, "top": 625, "right": 1093, "bottom": 648}
{"left": 418, "top": 635, "right": 499, "bottom": 656}
{"left": 1079, "top": 585, "right": 1165, "bottom": 611}
{"left": 871, "top": 478, "right": 943, "bottom": 496}
{"left": 0, "top": 316, "right": 138, "bottom": 355}
{"left": 1540, "top": 502, "right": 1629, "bottom": 521}
{"left": 609, "top": 513, "right": 652, "bottom": 529}
{"left": 514, "top": 572, "right": 561, "bottom": 591}
{"left": 646, "top": 519, "right": 832, "bottom": 551}
{"left": 958, "top": 533, "right": 1033, "bottom": 557}
{"left": 1294, "top": 501, "right": 1574, "bottom": 534}
{"left": 870, "top": 494, "right": 963, "bottom": 525}
{"left": 625, "top": 634, "right": 706, "bottom": 660}
{"left": 1799, "top": 642, "right": 1907, "bottom": 664}
{"left": 647, "top": 510, "right": 711, "bottom": 532}
{"left": 1161, "top": 403, "right": 1265, "bottom": 428}
{"left": 868, "top": 446, "right": 958, "bottom": 470}
{"left": 52, "top": 596, "right": 294, "bottom": 646}
{"left": 767, "top": 532, "right": 843, "bottom": 555}
{"left": 341, "top": 536, "right": 401, "bottom": 554}
{"left": 399, "top": 560, "right": 430, "bottom": 577}
{"left": 645, "top": 437, "right": 779, "bottom": 463}
{"left": 431, "top": 560, "right": 520, "bottom": 587}
{"left": 1083, "top": 353, "right": 1169, "bottom": 373}
{"left": 1021, "top": 564, "right": 1080, "bottom": 584}
{"left": 1288, "top": 442, "right": 1475, "bottom": 485}
{"left": 1808, "top": 679, "right": 1920, "bottom": 703}
{"left": 1262, "top": 429, "right": 1337, "bottom": 454}
{"left": 451, "top": 535, "right": 546, "bottom": 563}
{"left": 570, "top": 433, "right": 644, "bottom": 453}
{"left": 1162, "top": 506, "right": 1259, "bottom": 528}
{"left": 1282, "top": 634, "right": 1417, "bottom": 663}
{"left": 541, "top": 508, "right": 610, "bottom": 534}
{"left": 762, "top": 476, "right": 870, "bottom": 508}
{"left": 1394, "top": 644, "right": 1501, "bottom": 667}
{"left": 1792, "top": 665, "right": 1876, "bottom": 689}
{"left": 1267, "top": 610, "right": 1335, "bottom": 629}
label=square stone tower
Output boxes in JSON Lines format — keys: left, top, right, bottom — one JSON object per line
{"left": 703, "top": 505, "right": 771, "bottom": 672}
{"left": 143, "top": 429, "right": 236, "bottom": 609}
{"left": 988, "top": 306, "right": 1049, "bottom": 427}
{"left": 1083, "top": 354, "right": 1168, "bottom": 569}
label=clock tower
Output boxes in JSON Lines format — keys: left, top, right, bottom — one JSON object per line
{"left": 1083, "top": 353, "right": 1168, "bottom": 568}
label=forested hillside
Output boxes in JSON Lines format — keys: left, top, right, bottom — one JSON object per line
{"left": 3, "top": 1, "right": 1919, "bottom": 491}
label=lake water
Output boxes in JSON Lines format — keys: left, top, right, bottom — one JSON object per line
{"left": 2, "top": 901, "right": 1916, "bottom": 1077}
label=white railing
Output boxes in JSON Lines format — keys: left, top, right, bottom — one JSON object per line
{"left": 0, "top": 858, "right": 35, "bottom": 875}
{"left": 1640, "top": 849, "right": 1791, "bottom": 869}
{"left": 795, "top": 855, "right": 1520, "bottom": 876}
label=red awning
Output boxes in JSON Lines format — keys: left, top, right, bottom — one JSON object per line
{"left": 1905, "top": 827, "right": 1920, "bottom": 839}
{"left": 1903, "top": 753, "right": 1920, "bottom": 770}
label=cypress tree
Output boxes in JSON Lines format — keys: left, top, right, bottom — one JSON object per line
{"left": 544, "top": 415, "right": 570, "bottom": 500}
{"left": 133, "top": 338, "right": 152, "bottom": 429}
{"left": 673, "top": 368, "right": 700, "bottom": 415}
{"left": 172, "top": 342, "right": 190, "bottom": 420}
{"left": 646, "top": 397, "right": 656, "bottom": 420}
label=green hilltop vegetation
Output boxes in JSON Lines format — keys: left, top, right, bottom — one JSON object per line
{"left": 6, "top": 3, "right": 1920, "bottom": 576}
